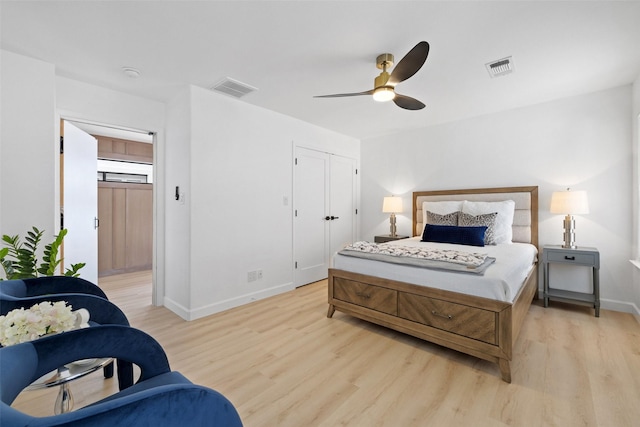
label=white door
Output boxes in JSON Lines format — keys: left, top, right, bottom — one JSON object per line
{"left": 329, "top": 155, "right": 356, "bottom": 255}
{"left": 63, "top": 121, "right": 98, "bottom": 284}
{"left": 293, "top": 147, "right": 356, "bottom": 287}
{"left": 294, "top": 147, "right": 330, "bottom": 286}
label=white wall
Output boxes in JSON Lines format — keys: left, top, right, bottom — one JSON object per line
{"left": 630, "top": 74, "right": 640, "bottom": 311}
{"left": 164, "top": 85, "right": 360, "bottom": 320}
{"left": 1, "top": 50, "right": 360, "bottom": 320}
{"left": 0, "top": 49, "right": 167, "bottom": 292}
{"left": 361, "top": 85, "right": 636, "bottom": 313}
{"left": 163, "top": 88, "right": 191, "bottom": 312}
{"left": 0, "top": 51, "right": 56, "bottom": 243}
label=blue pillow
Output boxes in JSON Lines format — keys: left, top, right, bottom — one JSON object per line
{"left": 421, "top": 224, "right": 487, "bottom": 247}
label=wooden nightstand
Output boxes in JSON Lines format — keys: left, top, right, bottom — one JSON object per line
{"left": 542, "top": 245, "right": 600, "bottom": 317}
{"left": 374, "top": 235, "right": 409, "bottom": 243}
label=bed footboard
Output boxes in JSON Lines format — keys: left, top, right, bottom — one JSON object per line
{"left": 327, "top": 264, "right": 538, "bottom": 383}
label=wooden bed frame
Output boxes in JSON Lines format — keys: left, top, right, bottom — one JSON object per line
{"left": 327, "top": 186, "right": 538, "bottom": 383}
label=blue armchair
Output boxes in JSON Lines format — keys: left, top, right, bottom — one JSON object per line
{"left": 0, "top": 277, "right": 134, "bottom": 390}
{"left": 0, "top": 325, "right": 243, "bottom": 426}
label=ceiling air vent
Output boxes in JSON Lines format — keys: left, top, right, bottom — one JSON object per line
{"left": 485, "top": 56, "right": 514, "bottom": 78}
{"left": 210, "top": 77, "right": 258, "bottom": 99}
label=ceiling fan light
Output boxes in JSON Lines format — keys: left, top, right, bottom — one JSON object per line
{"left": 373, "top": 87, "right": 395, "bottom": 102}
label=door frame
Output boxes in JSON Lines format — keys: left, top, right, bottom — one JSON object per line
{"left": 56, "top": 113, "right": 163, "bottom": 305}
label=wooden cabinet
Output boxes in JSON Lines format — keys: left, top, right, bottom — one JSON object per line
{"left": 96, "top": 135, "right": 153, "bottom": 163}
{"left": 98, "top": 181, "right": 152, "bottom": 276}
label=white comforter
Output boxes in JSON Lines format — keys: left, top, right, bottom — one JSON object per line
{"left": 332, "top": 237, "right": 538, "bottom": 303}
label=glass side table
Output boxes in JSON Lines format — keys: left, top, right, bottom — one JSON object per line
{"left": 26, "top": 358, "right": 113, "bottom": 414}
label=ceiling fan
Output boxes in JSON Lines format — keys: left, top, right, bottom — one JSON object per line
{"left": 314, "top": 41, "right": 430, "bottom": 110}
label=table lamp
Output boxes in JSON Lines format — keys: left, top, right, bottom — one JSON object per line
{"left": 382, "top": 196, "right": 403, "bottom": 238}
{"left": 550, "top": 188, "right": 589, "bottom": 249}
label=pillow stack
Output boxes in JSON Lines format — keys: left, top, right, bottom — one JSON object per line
{"left": 421, "top": 200, "right": 515, "bottom": 247}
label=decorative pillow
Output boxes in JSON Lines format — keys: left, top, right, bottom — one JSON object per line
{"left": 459, "top": 212, "right": 498, "bottom": 245}
{"left": 421, "top": 201, "right": 463, "bottom": 231}
{"left": 426, "top": 210, "right": 460, "bottom": 226}
{"left": 462, "top": 200, "right": 515, "bottom": 244}
{"left": 421, "top": 224, "right": 487, "bottom": 247}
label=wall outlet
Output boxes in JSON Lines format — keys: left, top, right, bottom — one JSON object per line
{"left": 248, "top": 269, "right": 263, "bottom": 282}
{"left": 248, "top": 271, "right": 257, "bottom": 282}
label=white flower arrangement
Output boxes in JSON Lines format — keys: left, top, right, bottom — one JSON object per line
{"left": 0, "top": 301, "right": 78, "bottom": 347}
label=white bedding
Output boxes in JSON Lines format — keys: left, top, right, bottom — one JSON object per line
{"left": 332, "top": 237, "right": 538, "bottom": 303}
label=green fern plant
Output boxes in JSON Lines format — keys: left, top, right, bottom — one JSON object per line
{"left": 0, "top": 226, "right": 85, "bottom": 280}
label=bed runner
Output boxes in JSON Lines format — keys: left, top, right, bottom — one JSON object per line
{"left": 338, "top": 241, "right": 495, "bottom": 275}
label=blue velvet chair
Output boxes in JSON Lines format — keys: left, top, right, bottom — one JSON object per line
{"left": 0, "top": 325, "right": 243, "bottom": 426}
{"left": 0, "top": 277, "right": 134, "bottom": 390}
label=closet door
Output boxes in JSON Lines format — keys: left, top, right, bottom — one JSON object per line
{"left": 125, "top": 187, "right": 153, "bottom": 270}
{"left": 329, "top": 155, "right": 356, "bottom": 256}
{"left": 293, "top": 147, "right": 357, "bottom": 287}
{"left": 294, "top": 147, "right": 330, "bottom": 286}
{"left": 97, "top": 182, "right": 152, "bottom": 276}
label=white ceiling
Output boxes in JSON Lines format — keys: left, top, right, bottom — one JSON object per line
{"left": 2, "top": 1, "right": 640, "bottom": 140}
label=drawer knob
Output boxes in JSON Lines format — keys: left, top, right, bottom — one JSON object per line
{"left": 564, "top": 255, "right": 576, "bottom": 261}
{"left": 431, "top": 310, "right": 453, "bottom": 320}
{"left": 355, "top": 291, "right": 371, "bottom": 299}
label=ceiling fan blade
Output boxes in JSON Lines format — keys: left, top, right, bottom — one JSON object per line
{"left": 393, "top": 94, "right": 425, "bottom": 110}
{"left": 314, "top": 90, "right": 374, "bottom": 98}
{"left": 388, "top": 41, "right": 430, "bottom": 86}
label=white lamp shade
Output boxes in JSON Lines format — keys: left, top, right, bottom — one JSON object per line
{"left": 382, "top": 196, "right": 403, "bottom": 213}
{"left": 550, "top": 190, "right": 589, "bottom": 215}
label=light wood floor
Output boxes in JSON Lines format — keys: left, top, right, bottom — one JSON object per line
{"left": 13, "top": 271, "right": 640, "bottom": 426}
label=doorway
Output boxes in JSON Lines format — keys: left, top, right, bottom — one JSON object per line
{"left": 61, "top": 120, "right": 154, "bottom": 283}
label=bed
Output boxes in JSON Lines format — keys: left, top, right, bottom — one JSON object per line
{"left": 327, "top": 186, "right": 538, "bottom": 383}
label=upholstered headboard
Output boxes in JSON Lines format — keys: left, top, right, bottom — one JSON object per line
{"left": 413, "top": 186, "right": 538, "bottom": 249}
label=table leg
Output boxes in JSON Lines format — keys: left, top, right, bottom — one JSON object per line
{"left": 594, "top": 266, "right": 600, "bottom": 317}
{"left": 54, "top": 382, "right": 74, "bottom": 414}
{"left": 543, "top": 262, "right": 549, "bottom": 308}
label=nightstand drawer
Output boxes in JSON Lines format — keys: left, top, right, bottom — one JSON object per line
{"left": 546, "top": 251, "right": 597, "bottom": 266}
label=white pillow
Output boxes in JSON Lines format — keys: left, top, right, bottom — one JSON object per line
{"left": 422, "top": 201, "right": 463, "bottom": 229}
{"left": 462, "top": 200, "right": 515, "bottom": 244}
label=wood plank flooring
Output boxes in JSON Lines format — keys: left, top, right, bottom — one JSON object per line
{"left": 12, "top": 271, "right": 640, "bottom": 426}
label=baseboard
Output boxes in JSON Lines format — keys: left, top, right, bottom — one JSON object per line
{"left": 164, "top": 281, "right": 296, "bottom": 321}
{"left": 162, "top": 297, "right": 191, "bottom": 320}
{"left": 601, "top": 299, "right": 640, "bottom": 315}
{"left": 99, "top": 265, "right": 153, "bottom": 278}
